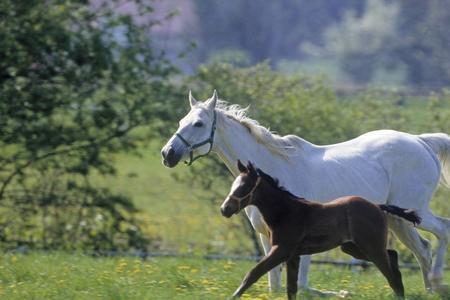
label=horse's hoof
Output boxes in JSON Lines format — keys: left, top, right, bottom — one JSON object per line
{"left": 337, "top": 290, "right": 350, "bottom": 298}
{"left": 435, "top": 283, "right": 449, "bottom": 296}
{"left": 429, "top": 275, "right": 449, "bottom": 295}
{"left": 300, "top": 287, "right": 350, "bottom": 298}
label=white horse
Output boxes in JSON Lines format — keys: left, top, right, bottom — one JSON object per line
{"left": 161, "top": 90, "right": 450, "bottom": 293}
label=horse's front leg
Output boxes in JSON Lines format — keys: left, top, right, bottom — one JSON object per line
{"left": 298, "top": 254, "right": 311, "bottom": 288}
{"left": 232, "top": 245, "right": 288, "bottom": 298}
{"left": 287, "top": 254, "right": 300, "bottom": 300}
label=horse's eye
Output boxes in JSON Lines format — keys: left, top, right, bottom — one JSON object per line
{"left": 194, "top": 121, "right": 203, "bottom": 128}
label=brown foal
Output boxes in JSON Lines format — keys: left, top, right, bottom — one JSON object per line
{"left": 220, "top": 161, "right": 421, "bottom": 299}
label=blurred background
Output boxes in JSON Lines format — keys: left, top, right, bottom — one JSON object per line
{"left": 0, "top": 0, "right": 449, "bottom": 264}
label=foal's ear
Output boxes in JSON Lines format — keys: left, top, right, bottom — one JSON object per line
{"left": 247, "top": 161, "right": 258, "bottom": 177}
{"left": 237, "top": 160, "right": 247, "bottom": 173}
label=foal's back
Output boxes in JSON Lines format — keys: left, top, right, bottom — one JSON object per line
{"left": 289, "top": 196, "right": 389, "bottom": 254}
{"left": 320, "top": 196, "right": 388, "bottom": 245}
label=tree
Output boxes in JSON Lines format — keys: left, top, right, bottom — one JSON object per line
{"left": 0, "top": 0, "right": 181, "bottom": 250}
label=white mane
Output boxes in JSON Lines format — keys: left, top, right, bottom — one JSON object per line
{"left": 214, "top": 100, "right": 301, "bottom": 158}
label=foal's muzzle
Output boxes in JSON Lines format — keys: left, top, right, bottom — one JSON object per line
{"left": 220, "top": 198, "right": 239, "bottom": 218}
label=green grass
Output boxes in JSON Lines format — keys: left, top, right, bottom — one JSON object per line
{"left": 90, "top": 144, "right": 254, "bottom": 255}
{"left": 0, "top": 252, "right": 448, "bottom": 300}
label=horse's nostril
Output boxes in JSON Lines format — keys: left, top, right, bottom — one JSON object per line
{"left": 167, "top": 148, "right": 175, "bottom": 158}
{"left": 162, "top": 147, "right": 174, "bottom": 160}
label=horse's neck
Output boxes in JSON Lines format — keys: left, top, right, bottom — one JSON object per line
{"left": 213, "top": 113, "right": 311, "bottom": 181}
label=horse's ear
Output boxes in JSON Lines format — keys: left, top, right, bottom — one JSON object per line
{"left": 189, "top": 90, "right": 198, "bottom": 107}
{"left": 237, "top": 160, "right": 247, "bottom": 173}
{"left": 205, "top": 89, "right": 218, "bottom": 110}
{"left": 247, "top": 161, "right": 257, "bottom": 177}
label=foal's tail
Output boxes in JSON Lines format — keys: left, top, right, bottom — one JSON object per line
{"left": 379, "top": 205, "right": 422, "bottom": 226}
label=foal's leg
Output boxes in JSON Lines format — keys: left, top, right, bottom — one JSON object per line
{"left": 340, "top": 242, "right": 369, "bottom": 260}
{"left": 387, "top": 216, "right": 433, "bottom": 291}
{"left": 286, "top": 255, "right": 300, "bottom": 300}
{"left": 232, "top": 246, "right": 288, "bottom": 298}
{"left": 354, "top": 238, "right": 405, "bottom": 298}
{"left": 387, "top": 249, "right": 404, "bottom": 296}
{"left": 260, "top": 233, "right": 282, "bottom": 291}
{"left": 416, "top": 211, "right": 450, "bottom": 292}
{"left": 369, "top": 250, "right": 405, "bottom": 298}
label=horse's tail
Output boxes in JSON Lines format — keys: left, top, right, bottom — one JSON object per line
{"left": 418, "top": 133, "right": 450, "bottom": 188}
{"left": 379, "top": 204, "right": 422, "bottom": 226}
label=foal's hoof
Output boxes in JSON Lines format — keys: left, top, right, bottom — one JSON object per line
{"left": 300, "top": 287, "right": 350, "bottom": 298}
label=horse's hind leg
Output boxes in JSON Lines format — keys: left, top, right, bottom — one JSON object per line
{"left": 298, "top": 255, "right": 311, "bottom": 288}
{"left": 388, "top": 216, "right": 433, "bottom": 291}
{"left": 417, "top": 211, "right": 450, "bottom": 292}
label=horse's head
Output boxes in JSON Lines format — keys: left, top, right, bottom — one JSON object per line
{"left": 220, "top": 160, "right": 260, "bottom": 218}
{"left": 161, "top": 90, "right": 218, "bottom": 167}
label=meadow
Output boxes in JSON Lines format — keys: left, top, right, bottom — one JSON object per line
{"left": 1, "top": 136, "right": 449, "bottom": 299}
{"left": 0, "top": 252, "right": 449, "bottom": 300}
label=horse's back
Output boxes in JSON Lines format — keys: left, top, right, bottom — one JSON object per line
{"left": 311, "top": 130, "right": 441, "bottom": 207}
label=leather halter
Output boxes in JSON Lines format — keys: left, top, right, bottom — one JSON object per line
{"left": 175, "top": 110, "right": 217, "bottom": 166}
{"left": 228, "top": 177, "right": 261, "bottom": 211}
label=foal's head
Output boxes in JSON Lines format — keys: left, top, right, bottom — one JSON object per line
{"left": 220, "top": 160, "right": 261, "bottom": 218}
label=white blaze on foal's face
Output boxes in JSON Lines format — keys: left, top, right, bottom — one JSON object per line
{"left": 220, "top": 175, "right": 248, "bottom": 218}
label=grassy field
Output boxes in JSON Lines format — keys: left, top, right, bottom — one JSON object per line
{"left": 1, "top": 140, "right": 448, "bottom": 299}
{"left": 0, "top": 252, "right": 448, "bottom": 300}
{"left": 90, "top": 143, "right": 254, "bottom": 255}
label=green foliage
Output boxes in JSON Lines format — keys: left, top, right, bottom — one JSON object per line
{"left": 0, "top": 0, "right": 182, "bottom": 250}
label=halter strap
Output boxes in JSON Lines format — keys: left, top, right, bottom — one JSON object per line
{"left": 229, "top": 177, "right": 261, "bottom": 211}
{"left": 175, "top": 110, "right": 217, "bottom": 166}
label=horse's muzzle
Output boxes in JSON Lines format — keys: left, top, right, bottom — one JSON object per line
{"left": 161, "top": 146, "right": 180, "bottom": 168}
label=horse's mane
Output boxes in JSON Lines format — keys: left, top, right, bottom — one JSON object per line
{"left": 256, "top": 168, "right": 300, "bottom": 199}
{"left": 214, "top": 100, "right": 301, "bottom": 158}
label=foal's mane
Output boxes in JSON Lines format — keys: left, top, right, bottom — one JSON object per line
{"left": 256, "top": 168, "right": 300, "bottom": 199}
{"left": 214, "top": 101, "right": 301, "bottom": 158}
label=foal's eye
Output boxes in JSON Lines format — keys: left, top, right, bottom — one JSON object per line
{"left": 194, "top": 121, "right": 203, "bottom": 127}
